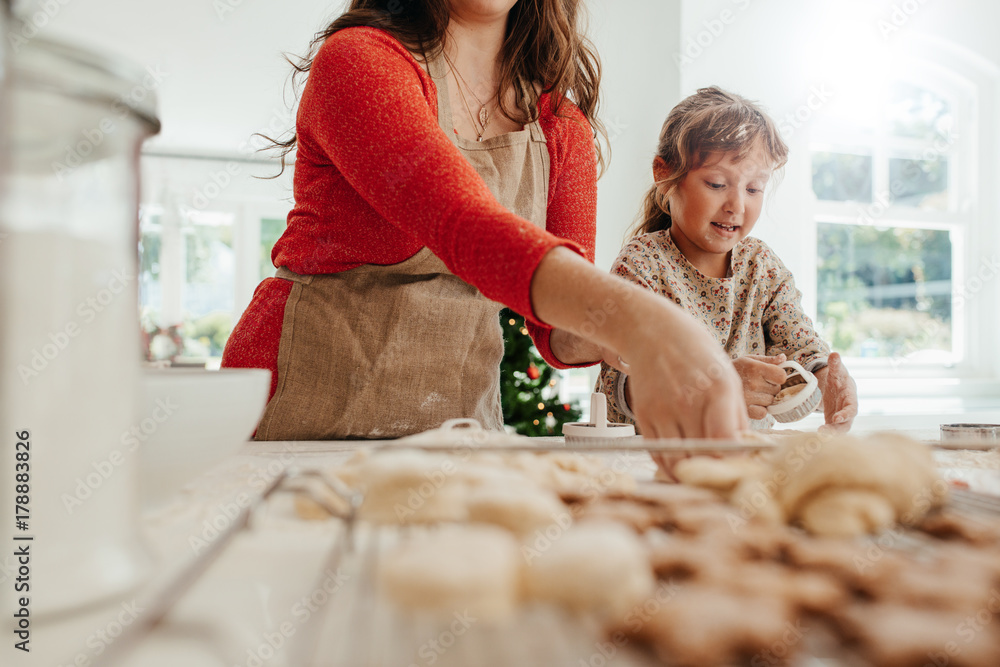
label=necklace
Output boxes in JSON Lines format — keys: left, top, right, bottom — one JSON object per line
{"left": 442, "top": 50, "right": 494, "bottom": 142}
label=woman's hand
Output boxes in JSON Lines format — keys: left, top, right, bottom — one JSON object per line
{"left": 613, "top": 299, "right": 748, "bottom": 440}
{"left": 814, "top": 352, "right": 858, "bottom": 433}
{"left": 530, "top": 247, "right": 747, "bottom": 440}
{"left": 732, "top": 354, "right": 787, "bottom": 420}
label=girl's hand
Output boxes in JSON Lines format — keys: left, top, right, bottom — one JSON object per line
{"left": 814, "top": 352, "right": 858, "bottom": 433}
{"left": 732, "top": 354, "right": 787, "bottom": 420}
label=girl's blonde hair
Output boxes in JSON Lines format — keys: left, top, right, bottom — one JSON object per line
{"left": 633, "top": 86, "right": 788, "bottom": 237}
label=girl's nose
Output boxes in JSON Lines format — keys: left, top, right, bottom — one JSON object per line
{"left": 724, "top": 191, "right": 745, "bottom": 216}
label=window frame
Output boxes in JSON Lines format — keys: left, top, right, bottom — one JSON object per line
{"left": 803, "top": 55, "right": 994, "bottom": 385}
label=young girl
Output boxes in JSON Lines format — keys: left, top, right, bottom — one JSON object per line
{"left": 598, "top": 86, "right": 857, "bottom": 432}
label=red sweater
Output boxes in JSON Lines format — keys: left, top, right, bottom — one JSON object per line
{"left": 223, "top": 27, "right": 598, "bottom": 396}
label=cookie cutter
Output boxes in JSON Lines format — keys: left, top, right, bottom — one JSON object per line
{"left": 767, "top": 361, "right": 822, "bottom": 423}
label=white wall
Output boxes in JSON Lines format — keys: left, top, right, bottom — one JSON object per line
{"left": 15, "top": 0, "right": 341, "bottom": 154}
{"left": 588, "top": 0, "right": 681, "bottom": 270}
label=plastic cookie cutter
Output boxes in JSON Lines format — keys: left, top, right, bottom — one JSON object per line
{"left": 562, "top": 392, "right": 637, "bottom": 442}
{"left": 767, "top": 360, "right": 823, "bottom": 423}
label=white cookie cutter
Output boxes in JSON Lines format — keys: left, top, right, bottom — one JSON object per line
{"left": 562, "top": 393, "right": 636, "bottom": 441}
{"left": 767, "top": 361, "right": 822, "bottom": 423}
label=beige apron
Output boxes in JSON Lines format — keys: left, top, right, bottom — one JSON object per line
{"left": 255, "top": 53, "right": 550, "bottom": 441}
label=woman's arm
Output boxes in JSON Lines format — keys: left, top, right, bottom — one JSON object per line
{"left": 525, "top": 102, "right": 602, "bottom": 368}
{"left": 302, "top": 28, "right": 585, "bottom": 323}
{"left": 531, "top": 246, "right": 747, "bottom": 439}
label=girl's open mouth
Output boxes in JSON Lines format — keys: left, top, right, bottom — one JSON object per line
{"left": 712, "top": 222, "right": 739, "bottom": 233}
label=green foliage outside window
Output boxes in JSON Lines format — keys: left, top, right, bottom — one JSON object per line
{"left": 817, "top": 224, "right": 952, "bottom": 358}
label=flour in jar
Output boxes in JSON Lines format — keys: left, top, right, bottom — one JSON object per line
{"left": 0, "top": 232, "right": 146, "bottom": 604}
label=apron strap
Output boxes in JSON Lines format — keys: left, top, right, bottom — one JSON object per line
{"left": 275, "top": 266, "right": 314, "bottom": 285}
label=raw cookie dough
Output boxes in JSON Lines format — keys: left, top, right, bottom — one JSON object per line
{"left": 378, "top": 525, "right": 521, "bottom": 621}
{"left": 466, "top": 482, "right": 569, "bottom": 536}
{"left": 500, "top": 451, "right": 636, "bottom": 499}
{"left": 355, "top": 449, "right": 471, "bottom": 524}
{"left": 685, "top": 433, "right": 947, "bottom": 537}
{"left": 796, "top": 487, "right": 895, "bottom": 537}
{"left": 673, "top": 456, "right": 768, "bottom": 494}
{"left": 522, "top": 521, "right": 655, "bottom": 619}
{"left": 773, "top": 383, "right": 807, "bottom": 403}
{"left": 774, "top": 432, "right": 947, "bottom": 533}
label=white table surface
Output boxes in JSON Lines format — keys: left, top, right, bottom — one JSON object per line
{"left": 20, "top": 431, "right": 1000, "bottom": 667}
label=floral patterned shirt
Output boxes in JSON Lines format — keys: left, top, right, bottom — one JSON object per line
{"left": 596, "top": 229, "right": 830, "bottom": 427}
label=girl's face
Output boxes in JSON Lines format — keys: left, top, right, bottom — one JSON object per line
{"left": 656, "top": 148, "right": 772, "bottom": 278}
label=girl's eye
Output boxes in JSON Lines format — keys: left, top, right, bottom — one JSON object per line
{"left": 706, "top": 182, "right": 724, "bottom": 189}
{"left": 747, "top": 188, "right": 762, "bottom": 195}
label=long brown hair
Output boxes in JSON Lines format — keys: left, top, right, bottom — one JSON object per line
{"left": 633, "top": 86, "right": 788, "bottom": 237}
{"left": 262, "top": 0, "right": 607, "bottom": 176}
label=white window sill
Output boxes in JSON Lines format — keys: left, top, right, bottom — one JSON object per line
{"left": 777, "top": 379, "right": 1000, "bottom": 438}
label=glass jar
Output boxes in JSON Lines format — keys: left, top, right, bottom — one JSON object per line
{"left": 0, "top": 29, "right": 161, "bottom": 615}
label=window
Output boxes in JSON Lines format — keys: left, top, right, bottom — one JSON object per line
{"left": 260, "top": 218, "right": 286, "bottom": 282}
{"left": 139, "top": 155, "right": 293, "bottom": 366}
{"left": 808, "top": 70, "right": 977, "bottom": 374}
{"left": 139, "top": 205, "right": 237, "bottom": 362}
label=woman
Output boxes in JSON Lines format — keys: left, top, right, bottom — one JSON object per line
{"left": 223, "top": 0, "right": 746, "bottom": 441}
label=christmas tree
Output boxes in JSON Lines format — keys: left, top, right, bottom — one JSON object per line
{"left": 500, "top": 309, "right": 583, "bottom": 436}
